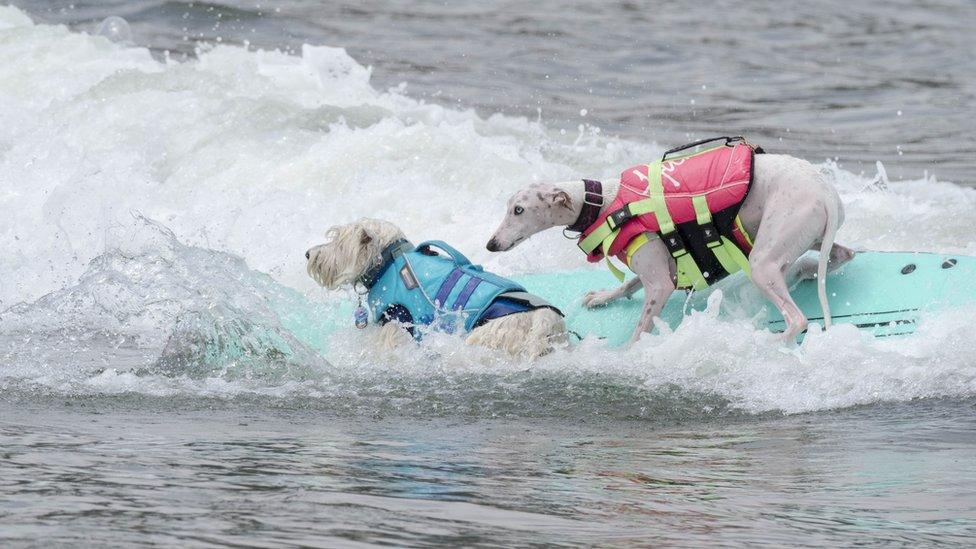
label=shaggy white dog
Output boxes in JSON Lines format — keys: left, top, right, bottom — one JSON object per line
{"left": 306, "top": 218, "right": 567, "bottom": 359}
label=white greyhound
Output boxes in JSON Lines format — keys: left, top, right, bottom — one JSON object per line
{"left": 486, "top": 149, "right": 854, "bottom": 343}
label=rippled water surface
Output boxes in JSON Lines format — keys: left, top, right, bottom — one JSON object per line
{"left": 4, "top": 398, "right": 976, "bottom": 546}
{"left": 2, "top": 0, "right": 976, "bottom": 546}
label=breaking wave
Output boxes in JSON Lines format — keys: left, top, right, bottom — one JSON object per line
{"left": 2, "top": 6, "right": 976, "bottom": 417}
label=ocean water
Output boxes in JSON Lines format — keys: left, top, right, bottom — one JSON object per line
{"left": 1, "top": 1, "right": 975, "bottom": 546}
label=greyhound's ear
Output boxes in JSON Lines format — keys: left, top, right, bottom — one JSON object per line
{"left": 550, "top": 189, "right": 573, "bottom": 210}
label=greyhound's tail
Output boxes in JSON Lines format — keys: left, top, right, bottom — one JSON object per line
{"left": 817, "top": 190, "right": 840, "bottom": 329}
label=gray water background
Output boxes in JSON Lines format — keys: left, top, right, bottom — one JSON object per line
{"left": 3, "top": 0, "right": 976, "bottom": 546}
{"left": 3, "top": 397, "right": 976, "bottom": 546}
{"left": 23, "top": 0, "right": 976, "bottom": 185}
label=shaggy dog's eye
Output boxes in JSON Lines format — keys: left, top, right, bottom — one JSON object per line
{"left": 513, "top": 206, "right": 524, "bottom": 215}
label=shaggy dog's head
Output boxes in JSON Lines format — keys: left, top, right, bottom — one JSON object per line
{"left": 305, "top": 218, "right": 406, "bottom": 289}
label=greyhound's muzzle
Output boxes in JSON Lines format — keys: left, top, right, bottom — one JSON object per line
{"left": 486, "top": 238, "right": 499, "bottom": 252}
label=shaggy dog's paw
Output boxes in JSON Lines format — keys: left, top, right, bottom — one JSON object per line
{"left": 582, "top": 289, "right": 618, "bottom": 309}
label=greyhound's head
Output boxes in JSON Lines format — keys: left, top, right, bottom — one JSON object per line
{"left": 486, "top": 182, "right": 580, "bottom": 252}
{"left": 305, "top": 217, "right": 406, "bottom": 289}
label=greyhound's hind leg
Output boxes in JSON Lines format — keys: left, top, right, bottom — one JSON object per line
{"left": 749, "top": 204, "right": 827, "bottom": 342}
{"left": 626, "top": 238, "right": 676, "bottom": 345}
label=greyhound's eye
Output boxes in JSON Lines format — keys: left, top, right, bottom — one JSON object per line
{"left": 513, "top": 206, "right": 524, "bottom": 215}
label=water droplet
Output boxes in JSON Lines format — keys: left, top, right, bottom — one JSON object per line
{"left": 96, "top": 16, "right": 132, "bottom": 44}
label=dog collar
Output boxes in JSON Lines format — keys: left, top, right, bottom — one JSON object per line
{"left": 566, "top": 179, "right": 604, "bottom": 233}
{"left": 359, "top": 239, "right": 413, "bottom": 290}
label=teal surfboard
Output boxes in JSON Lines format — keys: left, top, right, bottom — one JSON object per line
{"left": 515, "top": 251, "right": 976, "bottom": 346}
{"left": 291, "top": 252, "right": 976, "bottom": 356}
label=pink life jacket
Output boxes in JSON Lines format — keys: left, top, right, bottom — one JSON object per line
{"left": 579, "top": 139, "right": 757, "bottom": 287}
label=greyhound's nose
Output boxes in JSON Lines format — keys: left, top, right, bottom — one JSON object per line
{"left": 486, "top": 238, "right": 498, "bottom": 252}
{"left": 305, "top": 250, "right": 311, "bottom": 260}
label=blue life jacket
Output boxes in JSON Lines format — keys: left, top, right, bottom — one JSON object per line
{"left": 362, "top": 240, "right": 558, "bottom": 338}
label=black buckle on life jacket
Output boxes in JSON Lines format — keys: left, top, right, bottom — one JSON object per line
{"left": 606, "top": 206, "right": 633, "bottom": 231}
{"left": 700, "top": 222, "right": 723, "bottom": 248}
{"left": 660, "top": 230, "right": 688, "bottom": 258}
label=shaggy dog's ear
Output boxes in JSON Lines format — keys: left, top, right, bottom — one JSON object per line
{"left": 359, "top": 227, "right": 373, "bottom": 247}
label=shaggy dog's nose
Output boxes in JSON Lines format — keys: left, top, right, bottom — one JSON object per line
{"left": 305, "top": 250, "right": 310, "bottom": 260}
{"left": 486, "top": 238, "right": 498, "bottom": 252}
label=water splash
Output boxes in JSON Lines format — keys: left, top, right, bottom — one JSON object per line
{"left": 1, "top": 6, "right": 975, "bottom": 417}
{"left": 0, "top": 216, "right": 335, "bottom": 390}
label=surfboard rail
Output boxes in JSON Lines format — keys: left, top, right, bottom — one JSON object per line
{"left": 515, "top": 251, "right": 976, "bottom": 346}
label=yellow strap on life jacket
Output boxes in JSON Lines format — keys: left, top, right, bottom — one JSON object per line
{"left": 579, "top": 161, "right": 705, "bottom": 288}
{"left": 644, "top": 163, "right": 708, "bottom": 290}
{"left": 578, "top": 159, "right": 752, "bottom": 288}
{"left": 734, "top": 215, "right": 754, "bottom": 248}
{"left": 601, "top": 238, "right": 627, "bottom": 281}
{"left": 624, "top": 232, "right": 654, "bottom": 267}
{"left": 691, "top": 196, "right": 752, "bottom": 279}
{"left": 579, "top": 220, "right": 615, "bottom": 256}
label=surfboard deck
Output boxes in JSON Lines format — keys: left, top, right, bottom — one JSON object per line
{"left": 515, "top": 251, "right": 976, "bottom": 346}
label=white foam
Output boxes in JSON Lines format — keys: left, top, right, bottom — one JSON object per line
{"left": 0, "top": 8, "right": 647, "bottom": 310}
{"left": 2, "top": 7, "right": 975, "bottom": 415}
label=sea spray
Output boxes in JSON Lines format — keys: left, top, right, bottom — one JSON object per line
{"left": 1, "top": 6, "right": 976, "bottom": 416}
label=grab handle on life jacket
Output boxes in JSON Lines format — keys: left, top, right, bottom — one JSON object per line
{"left": 661, "top": 136, "right": 744, "bottom": 161}
{"left": 416, "top": 240, "right": 473, "bottom": 267}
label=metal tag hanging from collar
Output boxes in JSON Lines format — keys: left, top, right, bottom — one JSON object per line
{"left": 353, "top": 283, "right": 369, "bottom": 329}
{"left": 354, "top": 297, "right": 369, "bottom": 329}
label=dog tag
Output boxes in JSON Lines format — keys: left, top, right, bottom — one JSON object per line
{"left": 354, "top": 304, "right": 369, "bottom": 329}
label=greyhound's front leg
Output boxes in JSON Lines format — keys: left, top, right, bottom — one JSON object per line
{"left": 626, "top": 239, "right": 676, "bottom": 345}
{"left": 629, "top": 279, "right": 674, "bottom": 345}
{"left": 582, "top": 277, "right": 641, "bottom": 308}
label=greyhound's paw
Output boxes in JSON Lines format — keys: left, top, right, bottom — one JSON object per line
{"left": 830, "top": 243, "right": 856, "bottom": 265}
{"left": 780, "top": 319, "right": 808, "bottom": 345}
{"left": 582, "top": 289, "right": 618, "bottom": 309}
{"left": 794, "top": 256, "right": 820, "bottom": 281}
